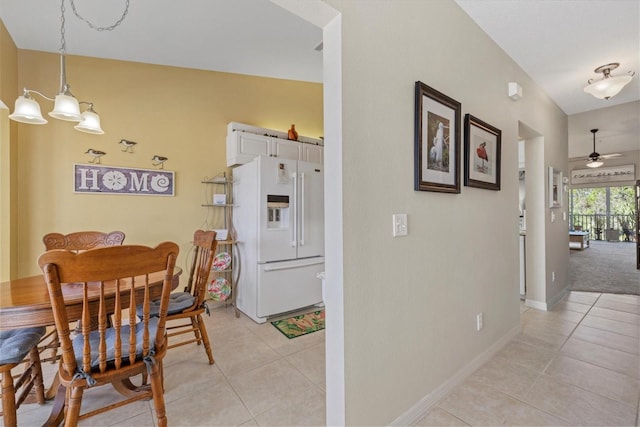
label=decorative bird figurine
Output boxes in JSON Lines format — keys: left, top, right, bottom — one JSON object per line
{"left": 151, "top": 155, "right": 168, "bottom": 169}
{"left": 119, "top": 139, "right": 137, "bottom": 153}
{"left": 85, "top": 149, "right": 106, "bottom": 164}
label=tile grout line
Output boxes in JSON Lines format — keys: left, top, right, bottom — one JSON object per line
{"left": 511, "top": 293, "right": 636, "bottom": 425}
{"left": 544, "top": 293, "right": 640, "bottom": 411}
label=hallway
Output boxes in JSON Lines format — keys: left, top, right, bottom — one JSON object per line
{"left": 416, "top": 291, "right": 639, "bottom": 426}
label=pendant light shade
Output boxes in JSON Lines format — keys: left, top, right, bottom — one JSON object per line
{"left": 584, "top": 63, "right": 635, "bottom": 100}
{"left": 8, "top": 95, "right": 48, "bottom": 124}
{"left": 6, "top": 0, "right": 130, "bottom": 135}
{"left": 49, "top": 92, "right": 82, "bottom": 121}
{"left": 583, "top": 74, "right": 633, "bottom": 99}
{"left": 74, "top": 106, "right": 104, "bottom": 134}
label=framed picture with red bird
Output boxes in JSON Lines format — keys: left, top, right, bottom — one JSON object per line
{"left": 464, "top": 114, "right": 501, "bottom": 191}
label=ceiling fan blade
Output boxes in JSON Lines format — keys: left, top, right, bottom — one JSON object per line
{"left": 600, "top": 153, "right": 622, "bottom": 159}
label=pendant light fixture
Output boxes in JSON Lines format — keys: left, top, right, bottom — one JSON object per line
{"left": 8, "top": 0, "right": 129, "bottom": 134}
{"left": 583, "top": 63, "right": 635, "bottom": 100}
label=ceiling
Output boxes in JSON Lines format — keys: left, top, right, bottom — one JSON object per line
{"left": 0, "top": 0, "right": 324, "bottom": 83}
{"left": 1, "top": 0, "right": 638, "bottom": 157}
{"left": 454, "top": 0, "right": 640, "bottom": 159}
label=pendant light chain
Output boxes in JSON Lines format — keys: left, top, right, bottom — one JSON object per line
{"left": 69, "top": 0, "right": 130, "bottom": 32}
{"left": 59, "top": 0, "right": 66, "bottom": 55}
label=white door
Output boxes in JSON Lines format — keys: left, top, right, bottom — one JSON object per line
{"left": 297, "top": 160, "right": 324, "bottom": 259}
{"left": 257, "top": 156, "right": 298, "bottom": 263}
{"left": 257, "top": 258, "right": 324, "bottom": 318}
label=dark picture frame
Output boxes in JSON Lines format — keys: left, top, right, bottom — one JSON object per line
{"left": 414, "top": 81, "right": 461, "bottom": 193}
{"left": 463, "top": 114, "right": 502, "bottom": 191}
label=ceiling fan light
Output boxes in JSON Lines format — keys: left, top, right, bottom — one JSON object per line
{"left": 74, "top": 109, "right": 104, "bottom": 134}
{"left": 8, "top": 95, "right": 48, "bottom": 124}
{"left": 586, "top": 160, "right": 603, "bottom": 168}
{"left": 49, "top": 93, "right": 82, "bottom": 121}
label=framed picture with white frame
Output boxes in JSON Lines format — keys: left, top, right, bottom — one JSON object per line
{"left": 548, "top": 166, "right": 562, "bottom": 208}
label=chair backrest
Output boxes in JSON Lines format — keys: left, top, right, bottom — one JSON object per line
{"left": 38, "top": 242, "right": 178, "bottom": 377}
{"left": 184, "top": 230, "right": 218, "bottom": 309}
{"left": 42, "top": 231, "right": 126, "bottom": 252}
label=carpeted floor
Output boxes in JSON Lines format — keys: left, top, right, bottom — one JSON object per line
{"left": 570, "top": 240, "right": 640, "bottom": 295}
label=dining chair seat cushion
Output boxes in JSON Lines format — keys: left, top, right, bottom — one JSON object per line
{"left": 136, "top": 292, "right": 195, "bottom": 318}
{"left": 0, "top": 326, "right": 47, "bottom": 365}
{"left": 72, "top": 318, "right": 158, "bottom": 369}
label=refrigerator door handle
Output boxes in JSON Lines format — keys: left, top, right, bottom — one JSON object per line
{"left": 291, "top": 172, "right": 297, "bottom": 247}
{"left": 263, "top": 260, "right": 325, "bottom": 271}
{"left": 299, "top": 172, "right": 305, "bottom": 246}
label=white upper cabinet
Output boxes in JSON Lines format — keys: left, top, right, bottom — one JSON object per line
{"left": 271, "top": 137, "right": 302, "bottom": 161}
{"left": 301, "top": 143, "right": 323, "bottom": 164}
{"left": 226, "top": 122, "right": 323, "bottom": 166}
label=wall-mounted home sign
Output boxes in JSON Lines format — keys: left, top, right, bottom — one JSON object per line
{"left": 74, "top": 164, "right": 175, "bottom": 196}
{"left": 570, "top": 165, "right": 635, "bottom": 185}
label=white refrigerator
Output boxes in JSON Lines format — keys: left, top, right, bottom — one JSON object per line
{"left": 232, "top": 155, "right": 324, "bottom": 323}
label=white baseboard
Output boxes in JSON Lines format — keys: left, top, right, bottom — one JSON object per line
{"left": 524, "top": 285, "right": 570, "bottom": 312}
{"left": 546, "top": 286, "right": 569, "bottom": 310}
{"left": 525, "top": 298, "right": 547, "bottom": 310}
{"left": 389, "top": 324, "right": 521, "bottom": 426}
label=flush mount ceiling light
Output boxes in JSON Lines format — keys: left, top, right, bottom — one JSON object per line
{"left": 8, "top": 0, "right": 130, "bottom": 135}
{"left": 583, "top": 63, "right": 635, "bottom": 100}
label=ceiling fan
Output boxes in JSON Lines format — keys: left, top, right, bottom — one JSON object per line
{"left": 585, "top": 129, "right": 621, "bottom": 168}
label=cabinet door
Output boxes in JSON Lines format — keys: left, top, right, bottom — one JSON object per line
{"left": 271, "top": 138, "right": 302, "bottom": 161}
{"left": 227, "top": 131, "right": 271, "bottom": 166}
{"left": 302, "top": 144, "right": 323, "bottom": 164}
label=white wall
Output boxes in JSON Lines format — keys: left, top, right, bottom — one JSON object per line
{"left": 325, "top": 0, "right": 568, "bottom": 424}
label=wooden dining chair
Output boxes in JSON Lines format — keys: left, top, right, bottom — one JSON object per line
{"left": 38, "top": 242, "right": 179, "bottom": 427}
{"left": 40, "top": 230, "right": 126, "bottom": 364}
{"left": 0, "top": 327, "right": 47, "bottom": 427}
{"left": 43, "top": 230, "right": 126, "bottom": 253}
{"left": 138, "top": 230, "right": 217, "bottom": 364}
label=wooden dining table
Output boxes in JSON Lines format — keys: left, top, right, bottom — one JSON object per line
{"left": 0, "top": 267, "right": 182, "bottom": 426}
{"left": 0, "top": 267, "right": 182, "bottom": 329}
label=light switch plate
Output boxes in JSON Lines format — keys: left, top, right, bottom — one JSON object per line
{"left": 392, "top": 213, "right": 408, "bottom": 237}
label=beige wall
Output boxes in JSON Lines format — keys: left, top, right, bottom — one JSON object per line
{"left": 5, "top": 48, "right": 323, "bottom": 278}
{"left": 0, "top": 20, "right": 19, "bottom": 281}
{"left": 568, "top": 102, "right": 640, "bottom": 189}
{"left": 568, "top": 149, "right": 640, "bottom": 189}
{"left": 326, "top": 1, "right": 568, "bottom": 424}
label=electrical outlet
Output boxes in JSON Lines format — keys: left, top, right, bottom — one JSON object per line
{"left": 392, "top": 213, "right": 408, "bottom": 237}
{"left": 476, "top": 313, "right": 483, "bottom": 331}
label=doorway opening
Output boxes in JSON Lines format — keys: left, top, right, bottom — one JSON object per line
{"left": 569, "top": 185, "right": 637, "bottom": 242}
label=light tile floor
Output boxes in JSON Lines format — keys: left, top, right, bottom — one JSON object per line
{"left": 11, "top": 305, "right": 326, "bottom": 426}
{"left": 8, "top": 291, "right": 640, "bottom": 426}
{"left": 416, "top": 292, "right": 640, "bottom": 427}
